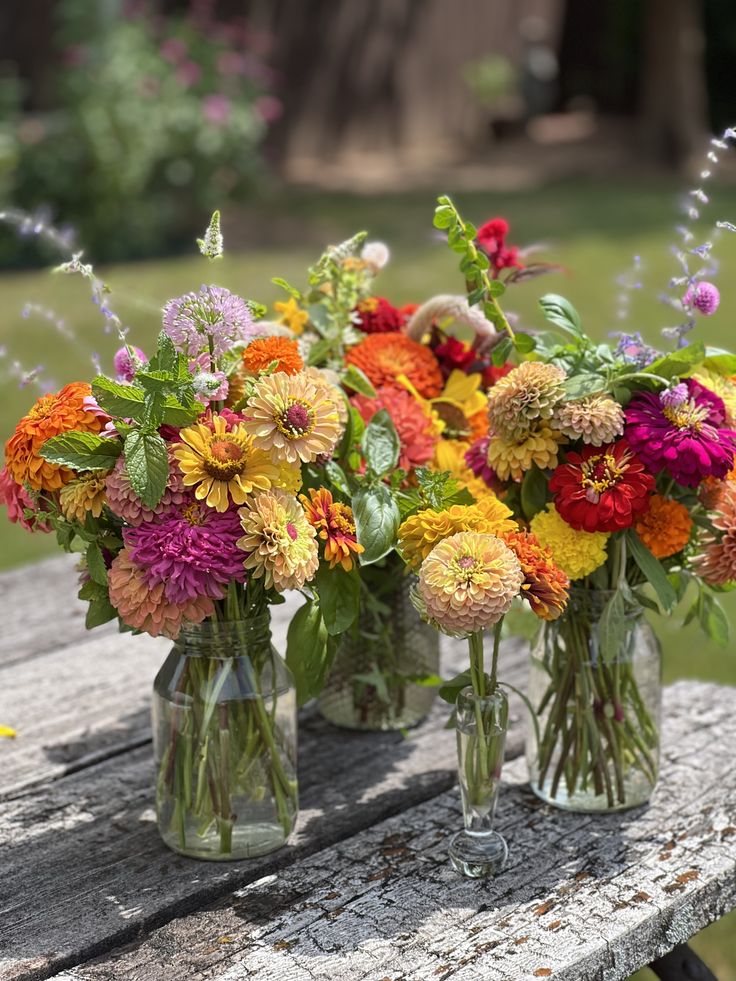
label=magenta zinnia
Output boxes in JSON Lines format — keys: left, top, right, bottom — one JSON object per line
{"left": 124, "top": 499, "right": 247, "bottom": 605}
{"left": 625, "top": 380, "right": 736, "bottom": 487}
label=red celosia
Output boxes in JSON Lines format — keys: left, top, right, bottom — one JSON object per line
{"left": 549, "top": 439, "right": 655, "bottom": 533}
{"left": 482, "top": 362, "right": 514, "bottom": 389}
{"left": 433, "top": 336, "right": 476, "bottom": 375}
{"left": 354, "top": 296, "right": 405, "bottom": 334}
{"left": 476, "top": 218, "right": 524, "bottom": 276}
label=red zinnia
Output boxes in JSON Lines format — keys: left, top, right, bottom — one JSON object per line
{"left": 549, "top": 439, "right": 655, "bottom": 533}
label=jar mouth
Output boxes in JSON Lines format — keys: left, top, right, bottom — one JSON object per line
{"left": 176, "top": 615, "right": 273, "bottom": 654}
{"left": 566, "top": 586, "right": 643, "bottom": 617}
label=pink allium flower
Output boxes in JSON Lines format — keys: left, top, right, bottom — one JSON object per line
{"left": 351, "top": 387, "right": 436, "bottom": 473}
{"left": 693, "top": 484, "right": 736, "bottom": 585}
{"left": 124, "top": 499, "right": 247, "bottom": 604}
{"left": 625, "top": 380, "right": 736, "bottom": 487}
{"left": 683, "top": 281, "right": 720, "bottom": 316}
{"left": 113, "top": 346, "right": 147, "bottom": 382}
{"left": 108, "top": 548, "right": 214, "bottom": 639}
{"left": 660, "top": 384, "right": 689, "bottom": 410}
{"left": 105, "top": 447, "right": 187, "bottom": 526}
{"left": 163, "top": 286, "right": 260, "bottom": 360}
{"left": 0, "top": 467, "right": 51, "bottom": 532}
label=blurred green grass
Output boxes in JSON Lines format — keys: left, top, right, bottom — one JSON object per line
{"left": 0, "top": 176, "right": 734, "bottom": 976}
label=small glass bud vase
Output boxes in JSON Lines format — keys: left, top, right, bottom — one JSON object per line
{"left": 152, "top": 617, "right": 298, "bottom": 861}
{"left": 449, "top": 685, "right": 509, "bottom": 879}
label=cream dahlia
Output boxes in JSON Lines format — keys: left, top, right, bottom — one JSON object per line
{"left": 552, "top": 394, "right": 624, "bottom": 446}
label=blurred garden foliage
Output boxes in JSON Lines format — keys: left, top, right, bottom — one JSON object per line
{"left": 0, "top": 0, "right": 278, "bottom": 262}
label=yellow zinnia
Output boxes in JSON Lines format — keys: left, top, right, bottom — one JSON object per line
{"left": 398, "top": 496, "right": 517, "bottom": 570}
{"left": 530, "top": 504, "right": 609, "bottom": 581}
{"left": 59, "top": 470, "right": 109, "bottom": 523}
{"left": 173, "top": 414, "right": 288, "bottom": 513}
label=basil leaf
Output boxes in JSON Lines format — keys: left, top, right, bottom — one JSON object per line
{"left": 362, "top": 409, "right": 400, "bottom": 479}
{"left": 314, "top": 564, "right": 361, "bottom": 636}
{"left": 285, "top": 599, "right": 334, "bottom": 705}
{"left": 352, "top": 483, "right": 400, "bottom": 564}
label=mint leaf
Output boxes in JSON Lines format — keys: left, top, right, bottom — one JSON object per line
{"left": 539, "top": 294, "right": 585, "bottom": 338}
{"left": 92, "top": 377, "right": 147, "bottom": 421}
{"left": 124, "top": 430, "right": 169, "bottom": 508}
{"left": 342, "top": 363, "right": 377, "bottom": 398}
{"left": 40, "top": 431, "right": 122, "bottom": 471}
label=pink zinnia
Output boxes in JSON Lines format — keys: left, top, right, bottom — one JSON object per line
{"left": 625, "top": 380, "right": 736, "bottom": 487}
{"left": 351, "top": 387, "right": 436, "bottom": 473}
{"left": 693, "top": 484, "right": 736, "bottom": 585}
{"left": 105, "top": 447, "right": 187, "bottom": 526}
{"left": 124, "top": 499, "right": 247, "bottom": 605}
{"left": 0, "top": 467, "right": 51, "bottom": 532}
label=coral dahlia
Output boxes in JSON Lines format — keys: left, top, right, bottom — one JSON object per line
{"left": 105, "top": 446, "right": 187, "bottom": 526}
{"left": 693, "top": 484, "right": 736, "bottom": 585}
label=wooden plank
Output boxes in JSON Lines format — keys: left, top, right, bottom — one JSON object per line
{"left": 45, "top": 682, "right": 736, "bottom": 981}
{"left": 0, "top": 556, "right": 104, "bottom": 667}
{"left": 0, "top": 627, "right": 527, "bottom": 981}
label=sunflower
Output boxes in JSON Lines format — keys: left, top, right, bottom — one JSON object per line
{"left": 173, "top": 413, "right": 287, "bottom": 512}
{"left": 242, "top": 371, "right": 342, "bottom": 464}
{"left": 5, "top": 382, "right": 104, "bottom": 491}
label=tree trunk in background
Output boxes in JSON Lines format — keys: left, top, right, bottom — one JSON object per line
{"left": 253, "top": 0, "right": 564, "bottom": 180}
{"left": 639, "top": 0, "right": 709, "bottom": 167}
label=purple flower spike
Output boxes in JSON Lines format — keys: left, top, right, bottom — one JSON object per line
{"left": 683, "top": 281, "right": 720, "bottom": 316}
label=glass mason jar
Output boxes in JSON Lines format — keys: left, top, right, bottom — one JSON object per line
{"left": 449, "top": 686, "right": 509, "bottom": 879}
{"left": 317, "top": 562, "right": 440, "bottom": 731}
{"left": 152, "top": 616, "right": 298, "bottom": 861}
{"left": 526, "top": 589, "right": 661, "bottom": 813}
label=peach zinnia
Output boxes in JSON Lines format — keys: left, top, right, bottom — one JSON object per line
{"left": 345, "top": 333, "right": 443, "bottom": 398}
{"left": 5, "top": 382, "right": 105, "bottom": 491}
{"left": 242, "top": 336, "right": 304, "bottom": 376}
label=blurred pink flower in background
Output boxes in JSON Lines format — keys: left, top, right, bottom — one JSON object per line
{"left": 254, "top": 96, "right": 283, "bottom": 123}
{"left": 203, "top": 94, "right": 231, "bottom": 125}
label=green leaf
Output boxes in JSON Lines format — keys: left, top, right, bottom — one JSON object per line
{"left": 627, "top": 531, "right": 676, "bottom": 612}
{"left": 123, "top": 430, "right": 169, "bottom": 508}
{"left": 306, "top": 338, "right": 334, "bottom": 366}
{"left": 325, "top": 460, "right": 351, "bottom": 497}
{"left": 92, "top": 376, "right": 147, "bottom": 420}
{"left": 597, "top": 590, "right": 626, "bottom": 661}
{"left": 86, "top": 542, "right": 108, "bottom": 586}
{"left": 491, "top": 336, "right": 513, "bottom": 366}
{"left": 514, "top": 332, "right": 536, "bottom": 354}
{"left": 353, "top": 667, "right": 391, "bottom": 705}
{"left": 699, "top": 592, "right": 730, "bottom": 647}
{"left": 314, "top": 564, "right": 361, "bottom": 635}
{"left": 439, "top": 670, "right": 472, "bottom": 704}
{"left": 433, "top": 205, "right": 454, "bottom": 229}
{"left": 161, "top": 393, "right": 202, "bottom": 428}
{"left": 147, "top": 333, "right": 177, "bottom": 375}
{"left": 285, "top": 599, "right": 333, "bottom": 705}
{"left": 703, "top": 351, "right": 736, "bottom": 376}
{"left": 644, "top": 342, "right": 705, "bottom": 380}
{"left": 561, "top": 374, "right": 606, "bottom": 400}
{"left": 85, "top": 595, "right": 117, "bottom": 629}
{"left": 520, "top": 465, "right": 548, "bottom": 521}
{"left": 40, "top": 431, "right": 122, "bottom": 471}
{"left": 539, "top": 294, "right": 584, "bottom": 338}
{"left": 353, "top": 483, "right": 400, "bottom": 564}
{"left": 362, "top": 409, "right": 400, "bottom": 478}
{"left": 272, "top": 277, "right": 302, "bottom": 301}
{"left": 78, "top": 579, "right": 109, "bottom": 602}
{"left": 342, "top": 363, "right": 376, "bottom": 398}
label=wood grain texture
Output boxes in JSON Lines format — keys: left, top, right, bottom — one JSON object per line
{"left": 0, "top": 611, "right": 526, "bottom": 981}
{"left": 45, "top": 682, "right": 736, "bottom": 981}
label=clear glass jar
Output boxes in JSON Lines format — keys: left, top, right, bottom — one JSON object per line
{"left": 317, "top": 565, "right": 440, "bottom": 731}
{"left": 449, "top": 686, "right": 509, "bottom": 879}
{"left": 152, "top": 617, "right": 298, "bottom": 861}
{"left": 526, "top": 588, "right": 661, "bottom": 813}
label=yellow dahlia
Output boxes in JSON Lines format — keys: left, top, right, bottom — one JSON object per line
{"left": 173, "top": 414, "right": 286, "bottom": 513}
{"left": 502, "top": 529, "right": 570, "bottom": 621}
{"left": 487, "top": 362, "right": 566, "bottom": 441}
{"left": 300, "top": 487, "right": 364, "bottom": 571}
{"left": 486, "top": 423, "right": 563, "bottom": 482}
{"left": 59, "top": 471, "right": 109, "bottom": 523}
{"left": 530, "top": 504, "right": 609, "bottom": 581}
{"left": 398, "top": 496, "right": 517, "bottom": 570}
{"left": 418, "top": 531, "right": 524, "bottom": 634}
{"left": 552, "top": 394, "right": 624, "bottom": 446}
{"left": 635, "top": 495, "right": 693, "bottom": 559}
{"left": 237, "top": 488, "right": 319, "bottom": 591}
{"left": 274, "top": 297, "right": 309, "bottom": 335}
{"left": 5, "top": 382, "right": 105, "bottom": 491}
{"left": 242, "top": 371, "right": 342, "bottom": 464}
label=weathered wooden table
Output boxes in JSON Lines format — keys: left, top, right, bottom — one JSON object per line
{"left": 1, "top": 557, "right": 734, "bottom": 981}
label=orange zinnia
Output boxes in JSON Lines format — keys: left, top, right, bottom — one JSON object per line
{"left": 634, "top": 495, "right": 693, "bottom": 559}
{"left": 344, "top": 333, "right": 443, "bottom": 398}
{"left": 300, "top": 487, "right": 364, "bottom": 571}
{"left": 502, "top": 529, "right": 569, "bottom": 621}
{"left": 5, "top": 382, "right": 104, "bottom": 491}
{"left": 242, "top": 336, "right": 304, "bottom": 376}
